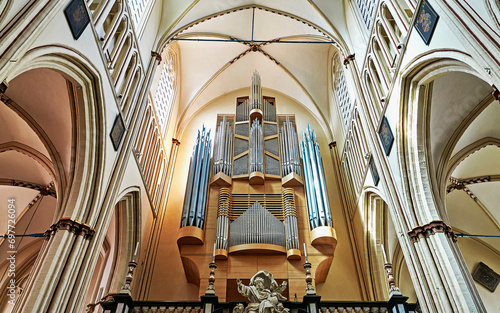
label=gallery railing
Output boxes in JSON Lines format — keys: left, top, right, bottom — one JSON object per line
{"left": 91, "top": 295, "right": 419, "bottom": 313}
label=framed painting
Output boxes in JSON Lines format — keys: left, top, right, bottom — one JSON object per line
{"left": 414, "top": 0, "right": 439, "bottom": 45}
{"left": 64, "top": 0, "right": 90, "bottom": 40}
{"left": 110, "top": 114, "right": 126, "bottom": 151}
{"left": 472, "top": 262, "right": 500, "bottom": 292}
{"left": 378, "top": 116, "right": 394, "bottom": 156}
{"left": 369, "top": 157, "right": 380, "bottom": 186}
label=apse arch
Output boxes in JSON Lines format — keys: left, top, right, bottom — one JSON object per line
{"left": 176, "top": 86, "right": 332, "bottom": 143}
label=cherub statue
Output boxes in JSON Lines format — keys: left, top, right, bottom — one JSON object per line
{"left": 236, "top": 270, "right": 287, "bottom": 313}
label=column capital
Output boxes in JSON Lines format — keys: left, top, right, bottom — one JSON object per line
{"left": 151, "top": 51, "right": 162, "bottom": 65}
{"left": 408, "top": 220, "right": 456, "bottom": 242}
{"left": 172, "top": 138, "right": 181, "bottom": 145}
{"left": 343, "top": 54, "right": 355, "bottom": 66}
{"left": 45, "top": 218, "right": 95, "bottom": 240}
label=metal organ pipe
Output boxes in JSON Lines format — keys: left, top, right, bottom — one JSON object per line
{"left": 216, "top": 187, "right": 231, "bottom": 250}
{"left": 282, "top": 188, "right": 299, "bottom": 251}
{"left": 180, "top": 125, "right": 212, "bottom": 228}
{"left": 263, "top": 100, "right": 276, "bottom": 122}
{"left": 280, "top": 117, "right": 301, "bottom": 177}
{"left": 250, "top": 118, "right": 264, "bottom": 173}
{"left": 250, "top": 71, "right": 262, "bottom": 111}
{"left": 212, "top": 116, "right": 233, "bottom": 176}
{"left": 300, "top": 125, "right": 333, "bottom": 229}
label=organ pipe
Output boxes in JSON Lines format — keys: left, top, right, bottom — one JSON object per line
{"left": 250, "top": 71, "right": 262, "bottom": 111}
{"left": 300, "top": 124, "right": 333, "bottom": 229}
{"left": 216, "top": 187, "right": 231, "bottom": 251}
{"left": 280, "top": 117, "right": 301, "bottom": 177}
{"left": 263, "top": 100, "right": 276, "bottom": 122}
{"left": 250, "top": 118, "right": 264, "bottom": 173}
{"left": 180, "top": 125, "right": 212, "bottom": 229}
{"left": 282, "top": 188, "right": 299, "bottom": 251}
{"left": 236, "top": 99, "right": 249, "bottom": 122}
{"left": 212, "top": 116, "right": 233, "bottom": 176}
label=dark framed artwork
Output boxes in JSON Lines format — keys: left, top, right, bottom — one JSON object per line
{"left": 64, "top": 0, "right": 90, "bottom": 40}
{"left": 472, "top": 262, "right": 500, "bottom": 292}
{"left": 110, "top": 115, "right": 126, "bottom": 151}
{"left": 414, "top": 0, "right": 439, "bottom": 45}
{"left": 378, "top": 116, "right": 394, "bottom": 156}
{"left": 369, "top": 157, "right": 380, "bottom": 186}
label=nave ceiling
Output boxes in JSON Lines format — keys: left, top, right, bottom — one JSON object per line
{"left": 153, "top": 0, "right": 352, "bottom": 139}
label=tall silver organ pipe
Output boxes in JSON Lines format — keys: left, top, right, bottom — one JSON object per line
{"left": 180, "top": 125, "right": 212, "bottom": 229}
{"left": 300, "top": 124, "right": 333, "bottom": 229}
{"left": 215, "top": 187, "right": 231, "bottom": 250}
{"left": 212, "top": 117, "right": 233, "bottom": 176}
{"left": 236, "top": 99, "right": 249, "bottom": 122}
{"left": 263, "top": 100, "right": 276, "bottom": 122}
{"left": 250, "top": 118, "right": 264, "bottom": 173}
{"left": 282, "top": 188, "right": 299, "bottom": 251}
{"left": 228, "top": 201, "right": 286, "bottom": 247}
{"left": 250, "top": 71, "right": 262, "bottom": 110}
{"left": 279, "top": 117, "right": 301, "bottom": 177}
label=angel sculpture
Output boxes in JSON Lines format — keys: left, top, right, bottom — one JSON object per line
{"left": 236, "top": 270, "right": 288, "bottom": 313}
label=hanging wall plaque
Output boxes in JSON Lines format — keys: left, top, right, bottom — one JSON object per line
{"left": 414, "top": 0, "right": 439, "bottom": 45}
{"left": 64, "top": 0, "right": 90, "bottom": 40}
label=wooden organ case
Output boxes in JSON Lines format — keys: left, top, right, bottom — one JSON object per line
{"left": 177, "top": 72, "right": 337, "bottom": 301}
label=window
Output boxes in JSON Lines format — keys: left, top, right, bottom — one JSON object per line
{"left": 127, "top": 0, "right": 150, "bottom": 27}
{"left": 336, "top": 67, "right": 354, "bottom": 129}
{"left": 153, "top": 52, "right": 175, "bottom": 134}
{"left": 356, "top": 0, "right": 378, "bottom": 31}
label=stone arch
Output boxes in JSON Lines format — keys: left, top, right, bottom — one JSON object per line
{"left": 399, "top": 51, "right": 491, "bottom": 312}
{"left": 82, "top": 188, "right": 142, "bottom": 308}
{"left": 2, "top": 47, "right": 107, "bottom": 313}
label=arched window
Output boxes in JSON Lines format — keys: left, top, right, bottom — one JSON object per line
{"left": 127, "top": 0, "right": 151, "bottom": 27}
{"left": 335, "top": 66, "right": 354, "bottom": 129}
{"left": 356, "top": 0, "right": 379, "bottom": 31}
{"left": 153, "top": 51, "right": 176, "bottom": 135}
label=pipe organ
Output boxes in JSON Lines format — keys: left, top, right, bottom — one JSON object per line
{"left": 177, "top": 71, "right": 337, "bottom": 299}
{"left": 180, "top": 126, "right": 212, "bottom": 229}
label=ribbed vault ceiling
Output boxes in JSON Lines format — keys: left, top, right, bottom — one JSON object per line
{"left": 156, "top": 1, "right": 350, "bottom": 139}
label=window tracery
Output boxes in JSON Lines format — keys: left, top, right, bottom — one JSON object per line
{"left": 356, "top": 0, "right": 378, "bottom": 31}
{"left": 127, "top": 0, "right": 150, "bottom": 27}
{"left": 153, "top": 51, "right": 176, "bottom": 135}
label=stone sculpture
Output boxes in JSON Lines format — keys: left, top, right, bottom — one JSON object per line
{"left": 234, "top": 270, "right": 289, "bottom": 313}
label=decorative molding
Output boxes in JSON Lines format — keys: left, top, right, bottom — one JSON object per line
{"left": 151, "top": 51, "right": 162, "bottom": 64}
{"left": 493, "top": 85, "right": 500, "bottom": 100}
{"left": 343, "top": 54, "right": 355, "bottom": 66}
{"left": 45, "top": 218, "right": 95, "bottom": 240}
{"left": 408, "top": 221, "right": 457, "bottom": 242}
{"left": 0, "top": 178, "right": 57, "bottom": 197}
{"left": 0, "top": 80, "right": 8, "bottom": 94}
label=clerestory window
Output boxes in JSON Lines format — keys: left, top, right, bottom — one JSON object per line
{"left": 153, "top": 52, "right": 176, "bottom": 135}
{"left": 356, "top": 0, "right": 378, "bottom": 31}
